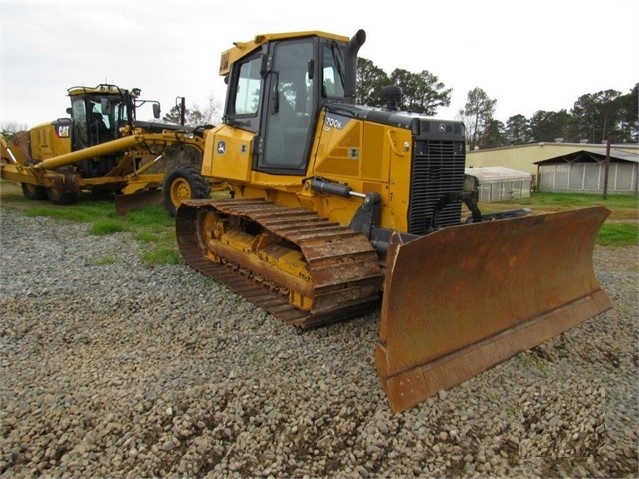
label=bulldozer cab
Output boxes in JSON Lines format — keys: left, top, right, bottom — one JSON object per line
{"left": 224, "top": 33, "right": 349, "bottom": 175}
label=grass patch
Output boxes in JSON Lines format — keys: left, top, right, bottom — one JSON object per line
{"left": 489, "top": 192, "right": 637, "bottom": 210}
{"left": 92, "top": 256, "right": 116, "bottom": 266}
{"left": 1, "top": 182, "right": 181, "bottom": 263}
{"left": 141, "top": 247, "right": 182, "bottom": 265}
{"left": 597, "top": 222, "right": 639, "bottom": 246}
{"left": 478, "top": 192, "right": 637, "bottom": 247}
{"left": 135, "top": 231, "right": 161, "bottom": 243}
{"left": 89, "top": 219, "right": 126, "bottom": 235}
{"left": 24, "top": 204, "right": 110, "bottom": 223}
{"left": 249, "top": 351, "right": 263, "bottom": 364}
{"left": 122, "top": 204, "right": 175, "bottom": 230}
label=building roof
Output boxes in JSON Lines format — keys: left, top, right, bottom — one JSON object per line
{"left": 533, "top": 148, "right": 639, "bottom": 165}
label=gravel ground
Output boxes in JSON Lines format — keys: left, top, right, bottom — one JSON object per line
{"left": 0, "top": 206, "right": 637, "bottom": 478}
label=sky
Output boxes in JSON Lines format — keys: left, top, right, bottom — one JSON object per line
{"left": 1, "top": 0, "right": 638, "bottom": 129}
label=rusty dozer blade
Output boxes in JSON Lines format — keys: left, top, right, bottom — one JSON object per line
{"left": 115, "top": 187, "right": 163, "bottom": 215}
{"left": 376, "top": 206, "right": 612, "bottom": 413}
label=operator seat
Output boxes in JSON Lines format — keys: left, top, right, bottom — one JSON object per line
{"left": 91, "top": 112, "right": 113, "bottom": 143}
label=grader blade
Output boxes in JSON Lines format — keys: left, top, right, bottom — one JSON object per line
{"left": 376, "top": 206, "right": 612, "bottom": 413}
{"left": 115, "top": 188, "right": 163, "bottom": 215}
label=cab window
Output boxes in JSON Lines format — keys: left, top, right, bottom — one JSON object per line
{"left": 322, "top": 43, "right": 345, "bottom": 98}
{"left": 234, "top": 57, "right": 262, "bottom": 115}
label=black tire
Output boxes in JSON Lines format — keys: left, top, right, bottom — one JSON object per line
{"left": 21, "top": 182, "right": 48, "bottom": 200}
{"left": 46, "top": 186, "right": 79, "bottom": 205}
{"left": 162, "top": 163, "right": 211, "bottom": 217}
{"left": 20, "top": 158, "right": 48, "bottom": 200}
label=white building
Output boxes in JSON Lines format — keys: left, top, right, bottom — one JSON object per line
{"left": 465, "top": 167, "right": 531, "bottom": 202}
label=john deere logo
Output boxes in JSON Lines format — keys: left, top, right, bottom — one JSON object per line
{"left": 217, "top": 141, "right": 226, "bottom": 154}
{"left": 439, "top": 123, "right": 446, "bottom": 132}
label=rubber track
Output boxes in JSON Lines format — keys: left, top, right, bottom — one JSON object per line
{"left": 176, "top": 198, "right": 382, "bottom": 329}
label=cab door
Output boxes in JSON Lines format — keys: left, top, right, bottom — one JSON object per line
{"left": 258, "top": 38, "right": 317, "bottom": 175}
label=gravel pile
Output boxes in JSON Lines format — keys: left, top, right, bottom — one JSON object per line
{"left": 0, "top": 207, "right": 637, "bottom": 478}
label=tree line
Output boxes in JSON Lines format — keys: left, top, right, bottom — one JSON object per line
{"left": 356, "top": 57, "right": 638, "bottom": 150}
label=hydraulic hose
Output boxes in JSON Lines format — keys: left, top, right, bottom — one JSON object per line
{"left": 431, "top": 192, "right": 482, "bottom": 230}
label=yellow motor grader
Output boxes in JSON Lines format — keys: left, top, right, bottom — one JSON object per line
{"left": 0, "top": 84, "right": 210, "bottom": 214}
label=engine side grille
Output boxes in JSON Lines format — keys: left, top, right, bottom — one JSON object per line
{"left": 408, "top": 140, "right": 465, "bottom": 235}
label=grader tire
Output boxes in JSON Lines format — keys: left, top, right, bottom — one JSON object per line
{"left": 20, "top": 158, "right": 48, "bottom": 200}
{"left": 46, "top": 186, "right": 79, "bottom": 205}
{"left": 163, "top": 163, "right": 211, "bottom": 217}
{"left": 21, "top": 182, "right": 48, "bottom": 200}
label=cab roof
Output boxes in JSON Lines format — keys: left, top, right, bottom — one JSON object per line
{"left": 67, "top": 84, "right": 125, "bottom": 97}
{"left": 219, "top": 30, "right": 350, "bottom": 76}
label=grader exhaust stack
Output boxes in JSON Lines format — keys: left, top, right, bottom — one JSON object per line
{"left": 375, "top": 206, "right": 612, "bottom": 412}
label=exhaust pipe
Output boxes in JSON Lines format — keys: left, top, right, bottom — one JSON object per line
{"left": 344, "top": 29, "right": 366, "bottom": 104}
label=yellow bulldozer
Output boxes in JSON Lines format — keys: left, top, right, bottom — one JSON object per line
{"left": 0, "top": 84, "right": 210, "bottom": 214}
{"left": 174, "top": 29, "right": 612, "bottom": 412}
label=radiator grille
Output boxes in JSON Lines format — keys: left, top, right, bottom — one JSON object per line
{"left": 408, "top": 140, "right": 465, "bottom": 234}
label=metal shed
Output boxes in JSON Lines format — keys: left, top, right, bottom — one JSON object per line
{"left": 534, "top": 148, "right": 639, "bottom": 194}
{"left": 465, "top": 167, "right": 532, "bottom": 202}
{"left": 467, "top": 142, "right": 639, "bottom": 176}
